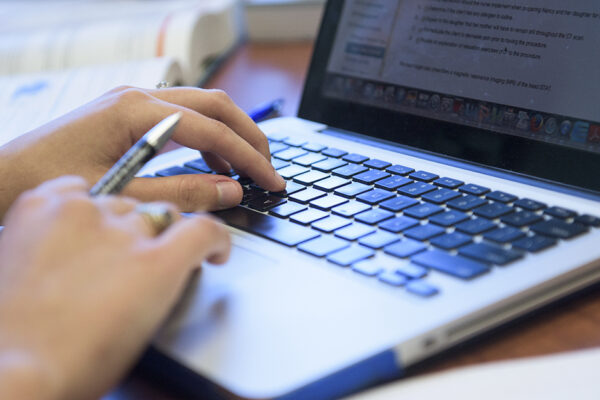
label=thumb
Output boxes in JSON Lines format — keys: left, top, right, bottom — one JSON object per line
{"left": 123, "top": 174, "right": 242, "bottom": 212}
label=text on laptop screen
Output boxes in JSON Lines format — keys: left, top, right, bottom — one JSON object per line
{"left": 324, "top": 0, "right": 600, "bottom": 154}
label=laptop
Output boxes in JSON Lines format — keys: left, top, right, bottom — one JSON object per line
{"left": 139, "top": 0, "right": 600, "bottom": 398}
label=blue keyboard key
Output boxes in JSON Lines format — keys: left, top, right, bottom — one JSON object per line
{"left": 363, "top": 159, "right": 392, "bottom": 169}
{"left": 155, "top": 166, "right": 199, "bottom": 176}
{"left": 270, "top": 181, "right": 306, "bottom": 197}
{"left": 271, "top": 158, "right": 290, "bottom": 170}
{"left": 310, "top": 195, "right": 348, "bottom": 210}
{"left": 459, "top": 242, "right": 523, "bottom": 266}
{"left": 313, "top": 176, "right": 350, "bottom": 192}
{"left": 459, "top": 183, "right": 490, "bottom": 196}
{"left": 486, "top": 190, "right": 518, "bottom": 203}
{"left": 283, "top": 137, "right": 307, "bottom": 147}
{"left": 483, "top": 226, "right": 526, "bottom": 243}
{"left": 411, "top": 250, "right": 489, "bottom": 280}
{"left": 334, "top": 223, "right": 376, "bottom": 241}
{"left": 353, "top": 169, "right": 390, "bottom": 184}
{"left": 327, "top": 246, "right": 374, "bottom": 266}
{"left": 292, "top": 152, "right": 327, "bottom": 166}
{"left": 395, "top": 264, "right": 428, "bottom": 279}
{"left": 322, "top": 147, "right": 348, "bottom": 158}
{"left": 379, "top": 195, "right": 419, "bottom": 212}
{"left": 575, "top": 214, "right": 600, "bottom": 227}
{"left": 455, "top": 218, "right": 497, "bottom": 234}
{"left": 512, "top": 235, "right": 557, "bottom": 252}
{"left": 302, "top": 142, "right": 327, "bottom": 152}
{"left": 355, "top": 209, "right": 395, "bottom": 225}
{"left": 312, "top": 215, "right": 352, "bottom": 233}
{"left": 267, "top": 133, "right": 288, "bottom": 142}
{"left": 406, "top": 280, "right": 439, "bottom": 297}
{"left": 358, "top": 231, "right": 400, "bottom": 249}
{"left": 269, "top": 202, "right": 307, "bottom": 218}
{"left": 290, "top": 209, "right": 329, "bottom": 225}
{"left": 356, "top": 189, "right": 396, "bottom": 205}
{"left": 500, "top": 210, "right": 542, "bottom": 227}
{"left": 334, "top": 182, "right": 372, "bottom": 198}
{"left": 409, "top": 170, "right": 439, "bottom": 182}
{"left": 404, "top": 224, "right": 446, "bottom": 241}
{"left": 331, "top": 201, "right": 371, "bottom": 217}
{"left": 352, "top": 260, "right": 385, "bottom": 276}
{"left": 274, "top": 147, "right": 308, "bottom": 161}
{"left": 544, "top": 206, "right": 577, "bottom": 219}
{"left": 184, "top": 158, "right": 212, "bottom": 173}
{"left": 447, "top": 195, "right": 487, "bottom": 211}
{"left": 247, "top": 195, "right": 286, "bottom": 212}
{"left": 430, "top": 232, "right": 472, "bottom": 250}
{"left": 375, "top": 175, "right": 412, "bottom": 190}
{"left": 379, "top": 216, "right": 420, "bottom": 233}
{"left": 312, "top": 158, "right": 348, "bottom": 172}
{"left": 384, "top": 239, "right": 427, "bottom": 258}
{"left": 434, "top": 177, "right": 464, "bottom": 189}
{"left": 277, "top": 164, "right": 310, "bottom": 179}
{"left": 403, "top": 203, "right": 444, "bottom": 219}
{"left": 342, "top": 153, "right": 369, "bottom": 163}
{"left": 397, "top": 182, "right": 437, "bottom": 197}
{"left": 298, "top": 236, "right": 350, "bottom": 257}
{"left": 386, "top": 164, "right": 415, "bottom": 175}
{"left": 289, "top": 188, "right": 326, "bottom": 204}
{"left": 429, "top": 210, "right": 470, "bottom": 227}
{"left": 422, "top": 188, "right": 461, "bottom": 204}
{"left": 332, "top": 164, "right": 368, "bottom": 178}
{"left": 269, "top": 142, "right": 290, "bottom": 154}
{"left": 293, "top": 170, "right": 329, "bottom": 185}
{"left": 530, "top": 219, "right": 588, "bottom": 239}
{"left": 514, "top": 198, "right": 546, "bottom": 211}
{"left": 378, "top": 271, "right": 408, "bottom": 286}
{"left": 473, "top": 202, "right": 514, "bottom": 219}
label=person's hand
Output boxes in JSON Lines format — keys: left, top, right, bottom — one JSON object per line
{"left": 0, "top": 176, "right": 230, "bottom": 399}
{"left": 0, "top": 86, "right": 285, "bottom": 219}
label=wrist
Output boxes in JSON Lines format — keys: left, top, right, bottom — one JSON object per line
{"left": 0, "top": 349, "right": 59, "bottom": 400}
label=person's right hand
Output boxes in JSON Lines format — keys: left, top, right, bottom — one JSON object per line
{"left": 0, "top": 86, "right": 285, "bottom": 219}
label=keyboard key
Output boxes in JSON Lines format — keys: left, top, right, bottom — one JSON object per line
{"left": 270, "top": 181, "right": 306, "bottom": 197}
{"left": 334, "top": 182, "right": 372, "bottom": 198}
{"left": 455, "top": 218, "right": 497, "bottom": 235}
{"left": 215, "top": 207, "right": 319, "bottom": 246}
{"left": 530, "top": 219, "right": 588, "bottom": 239}
{"left": 247, "top": 195, "right": 287, "bottom": 212}
{"left": 313, "top": 176, "right": 350, "bottom": 192}
{"left": 575, "top": 214, "right": 600, "bottom": 227}
{"left": 379, "top": 216, "right": 420, "bottom": 233}
{"left": 322, "top": 147, "right": 348, "bottom": 158}
{"left": 269, "top": 202, "right": 307, "bottom": 218}
{"left": 447, "top": 195, "right": 487, "bottom": 211}
{"left": 403, "top": 203, "right": 444, "bottom": 219}
{"left": 411, "top": 250, "right": 489, "bottom": 280}
{"left": 459, "top": 242, "right": 523, "bottom": 266}
{"left": 459, "top": 183, "right": 490, "bottom": 196}
{"left": 292, "top": 153, "right": 327, "bottom": 166}
{"left": 269, "top": 142, "right": 289, "bottom": 154}
{"left": 514, "top": 198, "right": 547, "bottom": 211}
{"left": 298, "top": 236, "right": 349, "bottom": 257}
{"left": 363, "top": 159, "right": 392, "bottom": 169}
{"left": 332, "top": 201, "right": 371, "bottom": 217}
{"left": 155, "top": 166, "right": 199, "bottom": 177}
{"left": 352, "top": 260, "right": 384, "bottom": 276}
{"left": 374, "top": 175, "right": 412, "bottom": 190}
{"left": 332, "top": 164, "right": 368, "bottom": 178}
{"left": 242, "top": 188, "right": 267, "bottom": 204}
{"left": 327, "top": 246, "right": 374, "bottom": 266}
{"left": 409, "top": 170, "right": 439, "bottom": 182}
{"left": 512, "top": 235, "right": 557, "bottom": 252}
{"left": 277, "top": 164, "right": 310, "bottom": 179}
{"left": 290, "top": 209, "right": 329, "bottom": 225}
{"left": 283, "top": 137, "right": 307, "bottom": 147}
{"left": 289, "top": 188, "right": 326, "bottom": 204}
{"left": 342, "top": 153, "right": 369, "bottom": 163}
{"left": 302, "top": 142, "right": 327, "bottom": 152}
{"left": 312, "top": 158, "right": 348, "bottom": 172}
{"left": 378, "top": 271, "right": 408, "bottom": 286}
{"left": 429, "top": 210, "right": 469, "bottom": 227}
{"left": 356, "top": 189, "right": 396, "bottom": 205}
{"left": 312, "top": 215, "right": 352, "bottom": 233}
{"left": 271, "top": 158, "right": 290, "bottom": 170}
{"left": 395, "top": 264, "right": 428, "bottom": 279}
{"left": 293, "top": 170, "right": 329, "bottom": 185}
{"left": 404, "top": 224, "right": 446, "bottom": 241}
{"left": 267, "top": 133, "right": 288, "bottom": 142}
{"left": 310, "top": 195, "right": 348, "bottom": 211}
{"left": 335, "top": 223, "right": 376, "bottom": 241}
{"left": 355, "top": 209, "right": 395, "bottom": 225}
{"left": 406, "top": 280, "right": 439, "bottom": 297}
{"left": 483, "top": 226, "right": 526, "bottom": 243}
{"left": 358, "top": 231, "right": 400, "bottom": 249}
{"left": 500, "top": 210, "right": 542, "bottom": 227}
{"left": 486, "top": 190, "right": 518, "bottom": 203}
{"left": 397, "top": 182, "right": 437, "bottom": 197}
{"left": 434, "top": 177, "right": 464, "bottom": 189}
{"left": 384, "top": 239, "right": 427, "bottom": 258}
{"left": 184, "top": 158, "right": 212, "bottom": 173}
{"left": 544, "top": 206, "right": 577, "bottom": 219}
{"left": 379, "top": 195, "right": 419, "bottom": 212}
{"left": 353, "top": 169, "right": 390, "bottom": 184}
{"left": 274, "top": 147, "right": 308, "bottom": 161}
{"left": 473, "top": 202, "right": 514, "bottom": 219}
{"left": 430, "top": 232, "right": 472, "bottom": 250}
{"left": 422, "top": 188, "right": 461, "bottom": 204}
{"left": 386, "top": 164, "right": 415, "bottom": 175}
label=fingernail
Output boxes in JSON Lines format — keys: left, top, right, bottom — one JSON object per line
{"left": 274, "top": 169, "right": 286, "bottom": 188}
{"left": 216, "top": 181, "right": 241, "bottom": 209}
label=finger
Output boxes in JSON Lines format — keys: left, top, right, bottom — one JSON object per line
{"left": 149, "top": 87, "right": 271, "bottom": 160}
{"left": 122, "top": 174, "right": 243, "bottom": 212}
{"left": 154, "top": 213, "right": 231, "bottom": 268}
{"left": 34, "top": 175, "right": 89, "bottom": 195}
{"left": 94, "top": 195, "right": 139, "bottom": 215}
{"left": 200, "top": 151, "right": 232, "bottom": 174}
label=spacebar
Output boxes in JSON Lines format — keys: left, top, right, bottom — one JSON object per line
{"left": 213, "top": 206, "right": 320, "bottom": 247}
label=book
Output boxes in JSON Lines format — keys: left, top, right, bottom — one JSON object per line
{"left": 0, "top": 0, "right": 242, "bottom": 147}
{"left": 244, "top": 0, "right": 325, "bottom": 41}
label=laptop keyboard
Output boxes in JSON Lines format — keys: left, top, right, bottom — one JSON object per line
{"left": 150, "top": 134, "right": 600, "bottom": 298}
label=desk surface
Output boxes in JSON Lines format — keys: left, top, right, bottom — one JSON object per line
{"left": 109, "top": 41, "right": 600, "bottom": 399}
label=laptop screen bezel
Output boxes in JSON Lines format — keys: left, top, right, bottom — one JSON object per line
{"left": 298, "top": 0, "right": 600, "bottom": 194}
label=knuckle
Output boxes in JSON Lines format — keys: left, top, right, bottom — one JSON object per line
{"left": 115, "top": 87, "right": 151, "bottom": 106}
{"left": 174, "top": 175, "right": 205, "bottom": 211}
{"left": 106, "top": 85, "right": 134, "bottom": 95}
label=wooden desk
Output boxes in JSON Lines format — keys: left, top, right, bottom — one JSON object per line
{"left": 109, "top": 41, "right": 600, "bottom": 399}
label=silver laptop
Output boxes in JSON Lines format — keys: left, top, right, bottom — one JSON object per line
{"left": 140, "top": 0, "right": 600, "bottom": 398}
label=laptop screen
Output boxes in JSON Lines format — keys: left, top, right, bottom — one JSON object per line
{"left": 300, "top": 0, "right": 600, "bottom": 193}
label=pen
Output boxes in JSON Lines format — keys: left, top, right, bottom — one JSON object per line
{"left": 89, "top": 112, "right": 182, "bottom": 196}
{"left": 248, "top": 98, "right": 284, "bottom": 122}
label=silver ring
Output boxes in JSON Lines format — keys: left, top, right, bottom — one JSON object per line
{"left": 135, "top": 203, "right": 174, "bottom": 235}
{"left": 156, "top": 80, "right": 171, "bottom": 89}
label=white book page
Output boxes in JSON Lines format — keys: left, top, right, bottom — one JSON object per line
{"left": 0, "top": 57, "right": 182, "bottom": 147}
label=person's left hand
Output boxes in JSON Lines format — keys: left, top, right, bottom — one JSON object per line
{"left": 0, "top": 86, "right": 285, "bottom": 220}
